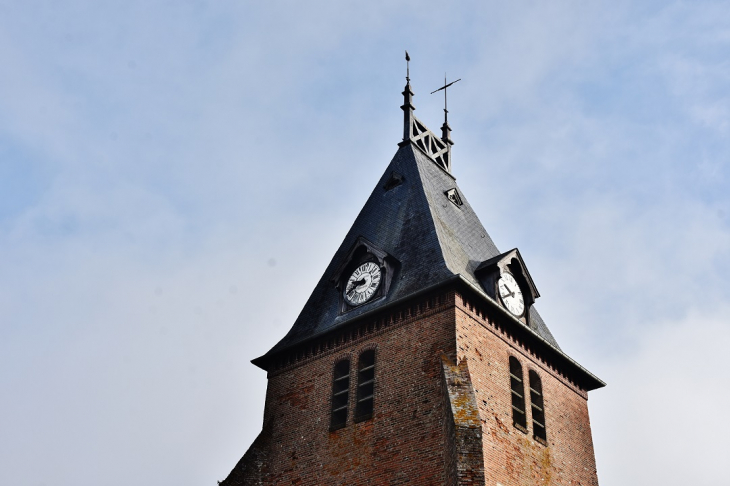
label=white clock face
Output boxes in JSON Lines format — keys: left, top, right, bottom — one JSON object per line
{"left": 498, "top": 272, "right": 524, "bottom": 317}
{"left": 344, "top": 262, "right": 382, "bottom": 306}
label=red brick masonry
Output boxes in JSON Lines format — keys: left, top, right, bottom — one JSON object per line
{"left": 221, "top": 288, "right": 599, "bottom": 485}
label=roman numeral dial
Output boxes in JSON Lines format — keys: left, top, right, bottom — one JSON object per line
{"left": 344, "top": 262, "right": 382, "bottom": 306}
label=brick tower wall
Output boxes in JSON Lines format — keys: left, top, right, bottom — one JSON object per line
{"left": 454, "top": 293, "right": 599, "bottom": 486}
{"left": 224, "top": 294, "right": 461, "bottom": 485}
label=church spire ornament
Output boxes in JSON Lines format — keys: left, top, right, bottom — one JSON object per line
{"left": 400, "top": 51, "right": 415, "bottom": 145}
{"left": 405, "top": 50, "right": 410, "bottom": 82}
{"left": 431, "top": 75, "right": 461, "bottom": 165}
{"left": 396, "top": 54, "right": 455, "bottom": 172}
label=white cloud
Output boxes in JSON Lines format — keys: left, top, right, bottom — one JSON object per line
{"left": 592, "top": 305, "right": 730, "bottom": 485}
{"left": 2, "top": 1, "right": 730, "bottom": 485}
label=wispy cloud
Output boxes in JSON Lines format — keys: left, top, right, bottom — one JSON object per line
{"left": 1, "top": 1, "right": 729, "bottom": 485}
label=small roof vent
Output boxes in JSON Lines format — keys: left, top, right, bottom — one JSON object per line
{"left": 384, "top": 171, "right": 404, "bottom": 191}
{"left": 445, "top": 188, "right": 463, "bottom": 207}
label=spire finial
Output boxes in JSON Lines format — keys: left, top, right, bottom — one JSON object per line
{"left": 399, "top": 51, "right": 416, "bottom": 145}
{"left": 405, "top": 50, "right": 411, "bottom": 82}
{"left": 431, "top": 75, "right": 461, "bottom": 170}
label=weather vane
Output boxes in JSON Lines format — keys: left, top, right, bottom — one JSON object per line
{"left": 405, "top": 50, "right": 410, "bottom": 82}
{"left": 431, "top": 74, "right": 461, "bottom": 123}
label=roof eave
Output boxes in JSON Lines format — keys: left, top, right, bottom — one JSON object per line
{"left": 252, "top": 274, "right": 606, "bottom": 392}
{"left": 251, "top": 275, "right": 464, "bottom": 371}
{"left": 454, "top": 274, "right": 606, "bottom": 391}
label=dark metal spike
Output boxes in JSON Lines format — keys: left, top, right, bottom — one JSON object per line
{"left": 405, "top": 51, "right": 410, "bottom": 81}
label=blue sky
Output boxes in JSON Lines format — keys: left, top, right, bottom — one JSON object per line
{"left": 2, "top": 1, "right": 729, "bottom": 484}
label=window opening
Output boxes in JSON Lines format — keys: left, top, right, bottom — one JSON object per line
{"left": 330, "top": 359, "right": 350, "bottom": 430}
{"left": 354, "top": 350, "right": 376, "bottom": 422}
{"left": 509, "top": 356, "right": 527, "bottom": 432}
{"left": 529, "top": 370, "right": 547, "bottom": 443}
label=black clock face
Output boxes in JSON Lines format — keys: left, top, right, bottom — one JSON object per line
{"left": 344, "top": 262, "right": 382, "bottom": 306}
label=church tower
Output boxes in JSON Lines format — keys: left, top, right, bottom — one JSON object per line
{"left": 221, "top": 58, "right": 605, "bottom": 486}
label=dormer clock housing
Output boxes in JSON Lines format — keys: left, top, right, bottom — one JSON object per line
{"left": 475, "top": 248, "right": 540, "bottom": 328}
{"left": 331, "top": 237, "right": 398, "bottom": 314}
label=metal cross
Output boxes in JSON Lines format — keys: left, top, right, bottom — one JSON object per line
{"left": 431, "top": 75, "right": 461, "bottom": 121}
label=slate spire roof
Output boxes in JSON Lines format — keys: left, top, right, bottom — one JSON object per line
{"left": 254, "top": 78, "right": 568, "bottom": 368}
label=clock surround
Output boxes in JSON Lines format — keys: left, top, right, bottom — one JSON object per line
{"left": 474, "top": 248, "right": 539, "bottom": 328}
{"left": 330, "top": 236, "right": 398, "bottom": 314}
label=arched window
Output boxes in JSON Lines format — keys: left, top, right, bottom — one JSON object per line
{"left": 529, "top": 370, "right": 547, "bottom": 443}
{"left": 509, "top": 356, "right": 527, "bottom": 432}
{"left": 330, "top": 359, "right": 350, "bottom": 430}
{"left": 354, "top": 349, "right": 376, "bottom": 422}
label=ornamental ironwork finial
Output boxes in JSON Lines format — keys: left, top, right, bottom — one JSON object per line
{"left": 430, "top": 74, "right": 461, "bottom": 129}
{"left": 405, "top": 50, "right": 410, "bottom": 82}
{"left": 400, "top": 51, "right": 415, "bottom": 144}
{"left": 431, "top": 75, "right": 461, "bottom": 168}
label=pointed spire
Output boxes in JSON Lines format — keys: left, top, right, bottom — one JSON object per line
{"left": 400, "top": 51, "right": 415, "bottom": 146}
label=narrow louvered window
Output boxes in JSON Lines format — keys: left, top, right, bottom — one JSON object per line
{"left": 330, "top": 359, "right": 350, "bottom": 430}
{"left": 354, "top": 350, "right": 376, "bottom": 422}
{"left": 529, "top": 370, "right": 547, "bottom": 443}
{"left": 509, "top": 356, "right": 527, "bottom": 432}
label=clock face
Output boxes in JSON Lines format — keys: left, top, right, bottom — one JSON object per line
{"left": 344, "top": 262, "right": 382, "bottom": 306}
{"left": 498, "top": 272, "right": 525, "bottom": 317}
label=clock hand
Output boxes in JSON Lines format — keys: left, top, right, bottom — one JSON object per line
{"left": 347, "top": 279, "right": 367, "bottom": 295}
{"left": 500, "top": 287, "right": 515, "bottom": 299}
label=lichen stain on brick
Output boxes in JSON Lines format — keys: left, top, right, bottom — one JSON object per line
{"left": 539, "top": 447, "right": 553, "bottom": 484}
{"left": 451, "top": 393, "right": 478, "bottom": 423}
{"left": 506, "top": 436, "right": 559, "bottom": 485}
